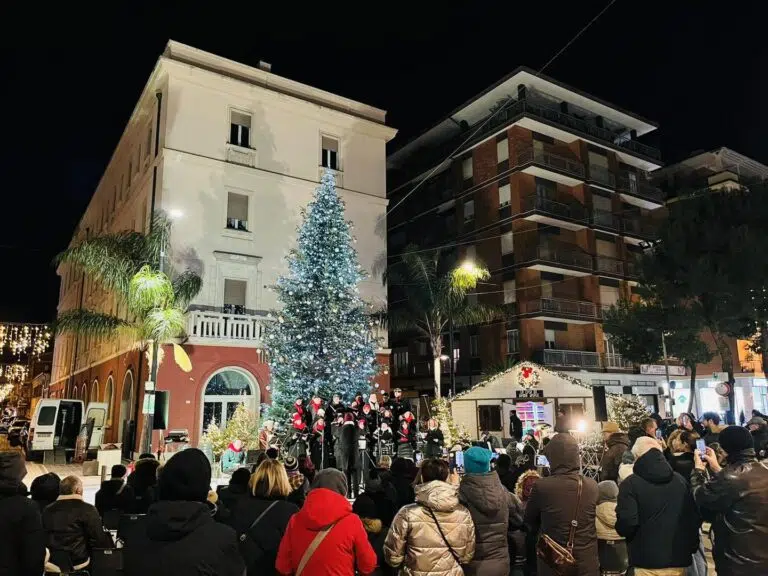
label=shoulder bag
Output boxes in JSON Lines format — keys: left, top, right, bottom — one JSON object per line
{"left": 536, "top": 475, "right": 583, "bottom": 576}
{"left": 426, "top": 507, "right": 463, "bottom": 566}
{"left": 296, "top": 521, "right": 338, "bottom": 576}
{"left": 238, "top": 500, "right": 280, "bottom": 566}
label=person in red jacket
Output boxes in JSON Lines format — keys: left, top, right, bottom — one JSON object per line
{"left": 276, "top": 468, "right": 377, "bottom": 576}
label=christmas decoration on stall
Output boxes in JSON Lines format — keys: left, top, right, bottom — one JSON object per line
{"left": 607, "top": 395, "right": 651, "bottom": 431}
{"left": 432, "top": 397, "right": 471, "bottom": 449}
{"left": 266, "top": 170, "right": 379, "bottom": 423}
{"left": 517, "top": 362, "right": 540, "bottom": 389}
{"left": 0, "top": 323, "right": 51, "bottom": 359}
{"left": 0, "top": 383, "right": 14, "bottom": 403}
{"left": 224, "top": 403, "right": 260, "bottom": 450}
{"left": 577, "top": 431, "right": 604, "bottom": 480}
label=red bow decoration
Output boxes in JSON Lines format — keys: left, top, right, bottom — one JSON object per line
{"left": 522, "top": 367, "right": 533, "bottom": 379}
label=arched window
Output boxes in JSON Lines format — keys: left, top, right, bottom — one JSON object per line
{"left": 91, "top": 379, "right": 99, "bottom": 403}
{"left": 201, "top": 368, "right": 259, "bottom": 437}
{"left": 104, "top": 376, "right": 114, "bottom": 425}
{"left": 118, "top": 371, "right": 135, "bottom": 447}
{"left": 81, "top": 383, "right": 88, "bottom": 402}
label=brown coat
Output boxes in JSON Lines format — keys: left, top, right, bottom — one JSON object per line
{"left": 524, "top": 433, "right": 599, "bottom": 576}
{"left": 383, "top": 480, "right": 475, "bottom": 576}
{"left": 599, "top": 433, "right": 629, "bottom": 482}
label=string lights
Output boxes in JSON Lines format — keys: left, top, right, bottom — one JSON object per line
{"left": 0, "top": 383, "right": 13, "bottom": 403}
{"left": 0, "top": 323, "right": 52, "bottom": 359}
{"left": 0, "top": 364, "right": 29, "bottom": 384}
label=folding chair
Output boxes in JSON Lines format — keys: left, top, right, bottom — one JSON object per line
{"left": 90, "top": 548, "right": 123, "bottom": 576}
{"left": 116, "top": 514, "right": 147, "bottom": 547}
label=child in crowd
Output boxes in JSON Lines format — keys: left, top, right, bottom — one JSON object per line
{"left": 595, "top": 480, "right": 628, "bottom": 576}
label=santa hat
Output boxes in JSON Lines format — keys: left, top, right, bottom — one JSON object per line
{"left": 343, "top": 412, "right": 355, "bottom": 423}
{"left": 362, "top": 404, "right": 371, "bottom": 412}
{"left": 357, "top": 418, "right": 367, "bottom": 427}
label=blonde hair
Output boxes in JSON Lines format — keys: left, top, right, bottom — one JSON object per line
{"left": 377, "top": 455, "right": 392, "bottom": 469}
{"left": 249, "top": 458, "right": 291, "bottom": 498}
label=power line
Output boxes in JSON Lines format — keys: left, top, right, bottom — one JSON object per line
{"left": 386, "top": 0, "right": 619, "bottom": 217}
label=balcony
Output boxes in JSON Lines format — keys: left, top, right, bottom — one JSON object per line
{"left": 603, "top": 353, "right": 634, "bottom": 370}
{"left": 225, "top": 144, "right": 257, "bottom": 168}
{"left": 518, "top": 245, "right": 594, "bottom": 277}
{"left": 518, "top": 297, "right": 601, "bottom": 324}
{"left": 595, "top": 255, "right": 625, "bottom": 277}
{"left": 519, "top": 195, "right": 588, "bottom": 231}
{"left": 187, "top": 309, "right": 272, "bottom": 349}
{"left": 536, "top": 349, "right": 602, "bottom": 369}
{"left": 516, "top": 147, "right": 585, "bottom": 186}
{"left": 616, "top": 172, "right": 665, "bottom": 208}
{"left": 622, "top": 218, "right": 658, "bottom": 243}
{"left": 588, "top": 165, "right": 616, "bottom": 189}
{"left": 592, "top": 208, "right": 622, "bottom": 233}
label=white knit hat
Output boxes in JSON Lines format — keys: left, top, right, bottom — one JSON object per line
{"left": 632, "top": 436, "right": 661, "bottom": 460}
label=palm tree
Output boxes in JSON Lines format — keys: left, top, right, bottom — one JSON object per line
{"left": 388, "top": 245, "right": 502, "bottom": 398}
{"left": 55, "top": 211, "right": 202, "bottom": 445}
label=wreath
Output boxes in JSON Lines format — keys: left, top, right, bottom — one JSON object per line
{"left": 517, "top": 364, "right": 540, "bottom": 389}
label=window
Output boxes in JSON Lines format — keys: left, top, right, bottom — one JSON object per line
{"left": 535, "top": 177, "right": 556, "bottom": 198}
{"left": 462, "top": 157, "right": 473, "bottom": 180}
{"left": 88, "top": 408, "right": 106, "bottom": 427}
{"left": 600, "top": 285, "right": 620, "bottom": 308}
{"left": 588, "top": 151, "right": 608, "bottom": 168}
{"left": 501, "top": 231, "right": 514, "bottom": 255}
{"left": 545, "top": 328, "right": 556, "bottom": 349}
{"left": 470, "top": 335, "right": 479, "bottom": 357}
{"left": 541, "top": 280, "right": 553, "bottom": 299}
{"left": 596, "top": 239, "right": 617, "bottom": 257}
{"left": 417, "top": 341, "right": 427, "bottom": 356}
{"left": 393, "top": 351, "right": 409, "bottom": 376}
{"left": 226, "top": 192, "right": 249, "bottom": 231}
{"left": 504, "top": 280, "right": 516, "bottom": 304}
{"left": 38, "top": 406, "right": 56, "bottom": 426}
{"left": 498, "top": 183, "right": 511, "bottom": 208}
{"left": 223, "top": 279, "right": 247, "bottom": 314}
{"left": 463, "top": 199, "right": 475, "bottom": 222}
{"left": 91, "top": 379, "right": 99, "bottom": 403}
{"left": 497, "top": 138, "right": 509, "bottom": 164}
{"left": 478, "top": 405, "right": 502, "bottom": 432}
{"left": 202, "top": 369, "right": 259, "bottom": 439}
{"left": 230, "top": 111, "right": 251, "bottom": 147}
{"left": 506, "top": 329, "right": 519, "bottom": 354}
{"left": 593, "top": 194, "right": 612, "bottom": 212}
{"left": 321, "top": 136, "right": 339, "bottom": 170}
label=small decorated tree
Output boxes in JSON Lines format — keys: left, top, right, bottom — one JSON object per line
{"left": 608, "top": 395, "right": 650, "bottom": 431}
{"left": 200, "top": 419, "right": 228, "bottom": 458}
{"left": 224, "top": 403, "right": 260, "bottom": 450}
{"left": 434, "top": 397, "right": 471, "bottom": 449}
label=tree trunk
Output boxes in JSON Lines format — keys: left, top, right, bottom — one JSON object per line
{"left": 687, "top": 365, "right": 697, "bottom": 415}
{"left": 761, "top": 329, "right": 768, "bottom": 378}
{"left": 433, "top": 356, "right": 441, "bottom": 399}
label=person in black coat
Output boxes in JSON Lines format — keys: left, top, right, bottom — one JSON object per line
{"left": 339, "top": 416, "right": 362, "bottom": 498}
{"left": 615, "top": 437, "right": 701, "bottom": 571}
{"left": 127, "top": 455, "right": 160, "bottom": 514}
{"left": 29, "top": 472, "right": 60, "bottom": 513}
{"left": 664, "top": 429, "right": 698, "bottom": 484}
{"left": 422, "top": 418, "right": 444, "bottom": 459}
{"left": 0, "top": 451, "right": 46, "bottom": 576}
{"left": 353, "top": 484, "right": 396, "bottom": 576}
{"left": 216, "top": 467, "right": 251, "bottom": 512}
{"left": 509, "top": 410, "right": 523, "bottom": 441}
{"left": 95, "top": 464, "right": 135, "bottom": 517}
{"left": 225, "top": 459, "right": 298, "bottom": 575}
{"left": 123, "top": 448, "right": 245, "bottom": 576}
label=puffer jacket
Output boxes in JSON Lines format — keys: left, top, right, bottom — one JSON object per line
{"left": 595, "top": 502, "right": 621, "bottom": 541}
{"left": 383, "top": 480, "right": 475, "bottom": 576}
{"left": 459, "top": 472, "right": 520, "bottom": 576}
{"left": 599, "top": 433, "right": 629, "bottom": 482}
{"left": 691, "top": 450, "right": 768, "bottom": 576}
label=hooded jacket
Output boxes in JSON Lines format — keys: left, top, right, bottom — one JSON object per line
{"left": 0, "top": 452, "right": 45, "bottom": 576}
{"left": 599, "top": 433, "right": 630, "bottom": 483}
{"left": 383, "top": 480, "right": 475, "bottom": 576}
{"left": 615, "top": 448, "right": 700, "bottom": 569}
{"left": 524, "top": 433, "right": 599, "bottom": 576}
{"left": 691, "top": 450, "right": 768, "bottom": 576}
{"left": 458, "top": 472, "right": 520, "bottom": 576}
{"left": 275, "top": 487, "right": 377, "bottom": 575}
{"left": 95, "top": 478, "right": 135, "bottom": 516}
{"left": 123, "top": 500, "right": 244, "bottom": 576}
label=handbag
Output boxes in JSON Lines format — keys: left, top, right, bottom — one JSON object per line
{"left": 536, "top": 475, "right": 583, "bottom": 576}
{"left": 426, "top": 508, "right": 463, "bottom": 566}
{"left": 296, "top": 521, "right": 338, "bottom": 576}
{"left": 238, "top": 500, "right": 280, "bottom": 566}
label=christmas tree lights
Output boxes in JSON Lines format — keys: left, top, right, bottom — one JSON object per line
{"left": 266, "top": 170, "right": 379, "bottom": 423}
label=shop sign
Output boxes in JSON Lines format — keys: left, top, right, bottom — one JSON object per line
{"left": 516, "top": 389, "right": 544, "bottom": 399}
{"left": 640, "top": 364, "right": 686, "bottom": 376}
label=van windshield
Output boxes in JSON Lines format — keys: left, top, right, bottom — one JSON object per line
{"left": 38, "top": 406, "right": 56, "bottom": 426}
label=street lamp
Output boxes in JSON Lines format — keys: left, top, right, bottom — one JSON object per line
{"left": 446, "top": 259, "right": 480, "bottom": 397}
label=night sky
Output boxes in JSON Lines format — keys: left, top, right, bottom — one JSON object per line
{"left": 2, "top": 2, "right": 766, "bottom": 322}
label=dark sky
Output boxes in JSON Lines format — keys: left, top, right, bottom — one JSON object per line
{"left": 2, "top": 2, "right": 766, "bottom": 322}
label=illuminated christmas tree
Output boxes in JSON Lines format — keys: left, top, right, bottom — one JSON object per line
{"left": 608, "top": 395, "right": 650, "bottom": 431}
{"left": 224, "top": 403, "right": 260, "bottom": 450}
{"left": 266, "top": 170, "right": 378, "bottom": 423}
{"left": 200, "top": 419, "right": 228, "bottom": 458}
{"left": 434, "top": 397, "right": 471, "bottom": 449}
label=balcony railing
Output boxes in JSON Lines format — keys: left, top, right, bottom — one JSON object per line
{"left": 595, "top": 255, "right": 624, "bottom": 275}
{"left": 538, "top": 349, "right": 602, "bottom": 369}
{"left": 616, "top": 173, "right": 665, "bottom": 203}
{"left": 592, "top": 208, "right": 622, "bottom": 231}
{"left": 519, "top": 298, "right": 600, "bottom": 321}
{"left": 623, "top": 218, "right": 658, "bottom": 239}
{"left": 521, "top": 196, "right": 587, "bottom": 222}
{"left": 626, "top": 258, "right": 641, "bottom": 279}
{"left": 187, "top": 310, "right": 272, "bottom": 346}
{"left": 588, "top": 165, "right": 616, "bottom": 188}
{"left": 516, "top": 147, "right": 585, "bottom": 178}
{"left": 520, "top": 245, "right": 594, "bottom": 271}
{"left": 603, "top": 353, "right": 634, "bottom": 370}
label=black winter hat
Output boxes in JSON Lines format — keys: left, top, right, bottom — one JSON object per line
{"left": 719, "top": 425, "right": 754, "bottom": 456}
{"left": 158, "top": 448, "right": 211, "bottom": 502}
{"left": 352, "top": 493, "right": 378, "bottom": 519}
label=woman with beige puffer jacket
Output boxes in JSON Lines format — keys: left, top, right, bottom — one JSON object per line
{"left": 383, "top": 458, "right": 475, "bottom": 576}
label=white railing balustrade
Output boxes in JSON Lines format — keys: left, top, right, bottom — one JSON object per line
{"left": 187, "top": 310, "right": 272, "bottom": 346}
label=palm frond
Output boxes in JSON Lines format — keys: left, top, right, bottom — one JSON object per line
{"left": 144, "top": 211, "right": 172, "bottom": 266}
{"left": 142, "top": 307, "right": 186, "bottom": 343}
{"left": 129, "top": 266, "right": 174, "bottom": 314}
{"left": 54, "top": 309, "right": 133, "bottom": 339}
{"left": 172, "top": 269, "right": 203, "bottom": 308}
{"left": 387, "top": 308, "right": 427, "bottom": 337}
{"left": 452, "top": 303, "right": 505, "bottom": 327}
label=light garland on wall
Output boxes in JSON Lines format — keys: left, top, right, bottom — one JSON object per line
{"left": 0, "top": 323, "right": 52, "bottom": 359}
{"left": 0, "top": 364, "right": 29, "bottom": 384}
{"left": 0, "top": 383, "right": 13, "bottom": 403}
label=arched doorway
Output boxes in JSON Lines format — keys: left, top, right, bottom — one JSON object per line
{"left": 90, "top": 379, "right": 99, "bottom": 403}
{"left": 119, "top": 371, "right": 135, "bottom": 459}
{"left": 200, "top": 367, "right": 259, "bottom": 438}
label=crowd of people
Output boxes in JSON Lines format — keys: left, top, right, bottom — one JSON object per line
{"left": 0, "top": 404, "right": 766, "bottom": 576}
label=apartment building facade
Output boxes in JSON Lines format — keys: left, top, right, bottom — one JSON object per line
{"left": 387, "top": 68, "right": 670, "bottom": 428}
{"left": 51, "top": 41, "right": 396, "bottom": 455}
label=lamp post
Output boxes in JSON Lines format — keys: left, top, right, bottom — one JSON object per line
{"left": 447, "top": 259, "right": 480, "bottom": 397}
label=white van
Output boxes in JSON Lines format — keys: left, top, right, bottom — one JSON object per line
{"left": 28, "top": 399, "right": 108, "bottom": 457}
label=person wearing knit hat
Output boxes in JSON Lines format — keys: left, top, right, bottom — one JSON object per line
{"left": 595, "top": 480, "right": 627, "bottom": 574}
{"left": 283, "top": 456, "right": 308, "bottom": 509}
{"left": 123, "top": 448, "right": 245, "bottom": 576}
{"left": 631, "top": 436, "right": 660, "bottom": 460}
{"left": 462, "top": 446, "right": 492, "bottom": 475}
{"left": 311, "top": 468, "right": 348, "bottom": 497}
{"left": 691, "top": 426, "right": 768, "bottom": 575}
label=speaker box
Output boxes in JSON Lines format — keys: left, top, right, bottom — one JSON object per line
{"left": 153, "top": 391, "right": 170, "bottom": 430}
{"left": 593, "top": 385, "right": 608, "bottom": 422}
